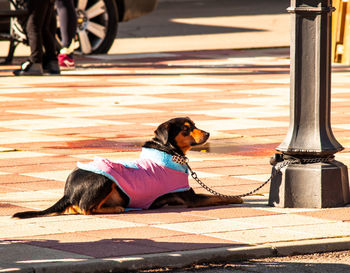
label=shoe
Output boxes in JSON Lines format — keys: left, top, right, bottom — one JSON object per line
{"left": 58, "top": 53, "right": 75, "bottom": 69}
{"left": 13, "top": 61, "right": 43, "bottom": 76}
{"left": 43, "top": 59, "right": 60, "bottom": 75}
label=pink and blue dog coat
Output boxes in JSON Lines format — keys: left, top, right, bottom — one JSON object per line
{"left": 77, "top": 148, "right": 190, "bottom": 210}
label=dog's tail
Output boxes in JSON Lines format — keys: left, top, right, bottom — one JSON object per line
{"left": 12, "top": 196, "right": 71, "bottom": 219}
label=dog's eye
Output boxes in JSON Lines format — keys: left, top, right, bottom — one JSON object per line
{"left": 182, "top": 125, "right": 191, "bottom": 135}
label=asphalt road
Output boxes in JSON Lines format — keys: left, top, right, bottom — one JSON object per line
{"left": 112, "top": 0, "right": 290, "bottom": 54}
{"left": 141, "top": 250, "right": 350, "bottom": 273}
{"left": 1, "top": 0, "right": 291, "bottom": 57}
{"left": 118, "top": 0, "right": 290, "bottom": 38}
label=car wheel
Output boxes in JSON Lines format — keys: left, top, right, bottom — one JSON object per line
{"left": 73, "top": 0, "right": 118, "bottom": 54}
{"left": 9, "top": 1, "right": 28, "bottom": 44}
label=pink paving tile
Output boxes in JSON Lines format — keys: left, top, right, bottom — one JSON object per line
{"left": 0, "top": 161, "right": 75, "bottom": 174}
{"left": 97, "top": 209, "right": 207, "bottom": 224}
{"left": 4, "top": 90, "right": 129, "bottom": 99}
{"left": 0, "top": 173, "right": 49, "bottom": 183}
{"left": 125, "top": 101, "right": 247, "bottom": 112}
{"left": 22, "top": 238, "right": 170, "bottom": 258}
{"left": 56, "top": 139, "right": 143, "bottom": 153}
{"left": 0, "top": 141, "right": 131, "bottom": 155}
{"left": 188, "top": 176, "right": 269, "bottom": 190}
{"left": 71, "top": 240, "right": 170, "bottom": 258}
{"left": 13, "top": 229, "right": 171, "bottom": 258}
{"left": 190, "top": 157, "right": 270, "bottom": 168}
{"left": 331, "top": 116, "right": 350, "bottom": 124}
{"left": 188, "top": 177, "right": 237, "bottom": 190}
{"left": 39, "top": 126, "right": 140, "bottom": 138}
{"left": 193, "top": 165, "right": 270, "bottom": 176}
{"left": 0, "top": 127, "right": 19, "bottom": 132}
{"left": 0, "top": 111, "right": 55, "bottom": 121}
{"left": 182, "top": 206, "right": 281, "bottom": 219}
{"left": 96, "top": 113, "right": 216, "bottom": 124}
{"left": 0, "top": 186, "right": 12, "bottom": 193}
{"left": 78, "top": 226, "right": 188, "bottom": 239}
{"left": 333, "top": 92, "right": 350, "bottom": 99}
{"left": 1, "top": 180, "right": 65, "bottom": 191}
{"left": 257, "top": 116, "right": 289, "bottom": 122}
{"left": 207, "top": 141, "right": 282, "bottom": 157}
{"left": 0, "top": 174, "right": 65, "bottom": 191}
{"left": 98, "top": 206, "right": 280, "bottom": 223}
{"left": 226, "top": 182, "right": 271, "bottom": 195}
{"left": 154, "top": 91, "right": 252, "bottom": 100}
{"left": 27, "top": 82, "right": 132, "bottom": 91}
{"left": 16, "top": 232, "right": 101, "bottom": 244}
{"left": 296, "top": 208, "right": 350, "bottom": 222}
{"left": 41, "top": 126, "right": 154, "bottom": 140}
{"left": 190, "top": 183, "right": 270, "bottom": 197}
{"left": 226, "top": 127, "right": 287, "bottom": 137}
{"left": 0, "top": 155, "right": 77, "bottom": 168}
{"left": 0, "top": 100, "right": 83, "bottom": 111}
{"left": 138, "top": 234, "right": 247, "bottom": 252}
{"left": 19, "top": 229, "right": 247, "bottom": 256}
{"left": 0, "top": 203, "right": 32, "bottom": 216}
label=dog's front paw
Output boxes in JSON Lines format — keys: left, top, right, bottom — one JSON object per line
{"left": 231, "top": 196, "right": 243, "bottom": 204}
{"left": 92, "top": 206, "right": 125, "bottom": 214}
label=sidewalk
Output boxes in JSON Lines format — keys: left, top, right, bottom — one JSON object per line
{"left": 0, "top": 47, "right": 350, "bottom": 273}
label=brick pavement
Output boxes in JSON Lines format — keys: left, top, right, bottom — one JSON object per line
{"left": 0, "top": 48, "right": 350, "bottom": 272}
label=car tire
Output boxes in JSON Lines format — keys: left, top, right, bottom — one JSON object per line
{"left": 73, "top": 0, "right": 118, "bottom": 54}
{"left": 9, "top": 1, "right": 28, "bottom": 44}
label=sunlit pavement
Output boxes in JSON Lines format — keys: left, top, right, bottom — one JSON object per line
{"left": 0, "top": 47, "right": 350, "bottom": 272}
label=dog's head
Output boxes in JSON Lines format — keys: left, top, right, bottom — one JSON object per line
{"left": 149, "top": 117, "right": 209, "bottom": 155}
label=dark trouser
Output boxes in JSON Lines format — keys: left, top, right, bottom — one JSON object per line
{"left": 26, "top": 0, "right": 57, "bottom": 63}
{"left": 56, "top": 0, "right": 77, "bottom": 49}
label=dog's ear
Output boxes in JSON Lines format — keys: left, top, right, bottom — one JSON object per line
{"left": 154, "top": 122, "right": 169, "bottom": 144}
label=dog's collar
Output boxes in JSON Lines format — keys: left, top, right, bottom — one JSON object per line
{"left": 140, "top": 148, "right": 188, "bottom": 173}
{"left": 171, "top": 154, "right": 189, "bottom": 165}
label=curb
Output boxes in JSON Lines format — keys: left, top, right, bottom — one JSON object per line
{"left": 3, "top": 238, "right": 350, "bottom": 273}
{"left": 271, "top": 237, "right": 350, "bottom": 257}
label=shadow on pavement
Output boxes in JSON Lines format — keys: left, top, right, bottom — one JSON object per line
{"left": 6, "top": 238, "right": 248, "bottom": 259}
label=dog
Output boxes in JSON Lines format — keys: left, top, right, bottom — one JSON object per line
{"left": 13, "top": 117, "right": 243, "bottom": 219}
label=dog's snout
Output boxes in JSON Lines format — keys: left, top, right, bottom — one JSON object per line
{"left": 191, "top": 129, "right": 209, "bottom": 145}
{"left": 202, "top": 131, "right": 210, "bottom": 143}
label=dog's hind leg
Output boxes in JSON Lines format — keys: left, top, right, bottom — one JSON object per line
{"left": 90, "top": 183, "right": 127, "bottom": 214}
{"left": 92, "top": 206, "right": 125, "bottom": 214}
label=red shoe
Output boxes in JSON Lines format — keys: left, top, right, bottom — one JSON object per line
{"left": 58, "top": 54, "right": 75, "bottom": 69}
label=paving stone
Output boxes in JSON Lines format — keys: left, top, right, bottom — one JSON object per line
{"left": 0, "top": 47, "right": 349, "bottom": 272}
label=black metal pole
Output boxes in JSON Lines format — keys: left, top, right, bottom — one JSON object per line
{"left": 268, "top": 0, "right": 350, "bottom": 208}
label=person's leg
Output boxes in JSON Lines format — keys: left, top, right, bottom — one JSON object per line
{"left": 41, "top": 1, "right": 60, "bottom": 74}
{"left": 56, "top": 0, "right": 76, "bottom": 69}
{"left": 26, "top": 0, "right": 48, "bottom": 63}
{"left": 42, "top": 1, "right": 57, "bottom": 61}
{"left": 56, "top": 0, "right": 77, "bottom": 49}
{"left": 13, "top": 0, "right": 47, "bottom": 75}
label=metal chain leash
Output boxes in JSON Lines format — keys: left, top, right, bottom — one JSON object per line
{"left": 172, "top": 153, "right": 334, "bottom": 199}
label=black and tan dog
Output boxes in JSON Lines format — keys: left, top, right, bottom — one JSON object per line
{"left": 13, "top": 117, "right": 243, "bottom": 219}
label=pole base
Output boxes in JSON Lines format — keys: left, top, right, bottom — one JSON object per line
{"left": 269, "top": 160, "right": 350, "bottom": 208}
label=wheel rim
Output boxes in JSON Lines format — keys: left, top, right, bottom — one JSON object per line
{"left": 9, "top": 1, "right": 27, "bottom": 43}
{"left": 75, "top": 0, "right": 108, "bottom": 54}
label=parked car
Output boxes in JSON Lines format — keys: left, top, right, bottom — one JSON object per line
{"left": 0, "top": 0, "right": 158, "bottom": 54}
